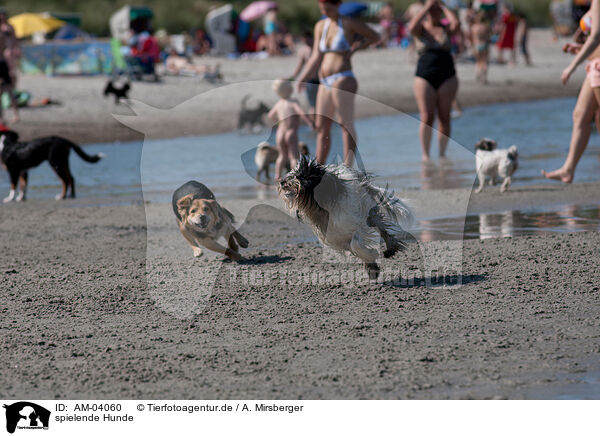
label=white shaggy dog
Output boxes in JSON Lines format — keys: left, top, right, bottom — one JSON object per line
{"left": 475, "top": 138, "right": 519, "bottom": 193}
{"left": 277, "top": 157, "right": 414, "bottom": 279}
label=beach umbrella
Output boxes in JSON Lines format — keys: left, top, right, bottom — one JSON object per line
{"left": 339, "top": 2, "right": 368, "bottom": 17}
{"left": 240, "top": 1, "right": 278, "bottom": 22}
{"left": 8, "top": 13, "right": 65, "bottom": 38}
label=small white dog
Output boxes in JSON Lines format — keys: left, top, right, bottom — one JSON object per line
{"left": 278, "top": 157, "right": 414, "bottom": 279}
{"left": 475, "top": 138, "right": 519, "bottom": 193}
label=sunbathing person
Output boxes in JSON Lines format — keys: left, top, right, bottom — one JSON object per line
{"left": 165, "top": 49, "right": 217, "bottom": 75}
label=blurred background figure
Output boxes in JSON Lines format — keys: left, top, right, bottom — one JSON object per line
{"left": 263, "top": 6, "right": 280, "bottom": 56}
{"left": 495, "top": 2, "right": 517, "bottom": 65}
{"left": 193, "top": 29, "right": 212, "bottom": 56}
{"left": 379, "top": 3, "right": 396, "bottom": 47}
{"left": 165, "top": 48, "right": 218, "bottom": 76}
{"left": 516, "top": 10, "right": 532, "bottom": 66}
{"left": 0, "top": 8, "right": 18, "bottom": 123}
{"left": 0, "top": 9, "right": 19, "bottom": 90}
{"left": 472, "top": 10, "right": 491, "bottom": 83}
{"left": 458, "top": 1, "right": 475, "bottom": 54}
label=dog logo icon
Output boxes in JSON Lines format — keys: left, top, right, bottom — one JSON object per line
{"left": 3, "top": 402, "right": 50, "bottom": 434}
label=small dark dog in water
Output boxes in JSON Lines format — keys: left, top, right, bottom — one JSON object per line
{"left": 238, "top": 95, "right": 269, "bottom": 131}
{"left": 103, "top": 80, "right": 131, "bottom": 104}
{"left": 0, "top": 130, "right": 104, "bottom": 202}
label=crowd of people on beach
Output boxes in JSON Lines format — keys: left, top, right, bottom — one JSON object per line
{"left": 264, "top": 0, "right": 597, "bottom": 186}
{"left": 1, "top": 0, "right": 599, "bottom": 189}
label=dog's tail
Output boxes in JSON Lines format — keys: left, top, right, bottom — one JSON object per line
{"left": 65, "top": 139, "right": 105, "bottom": 163}
{"left": 366, "top": 185, "right": 415, "bottom": 258}
{"left": 368, "top": 184, "right": 414, "bottom": 228}
{"left": 507, "top": 145, "right": 518, "bottom": 161}
{"left": 241, "top": 94, "right": 251, "bottom": 109}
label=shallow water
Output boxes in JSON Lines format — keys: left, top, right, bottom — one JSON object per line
{"left": 2, "top": 97, "right": 599, "bottom": 205}
{"left": 417, "top": 204, "right": 600, "bottom": 241}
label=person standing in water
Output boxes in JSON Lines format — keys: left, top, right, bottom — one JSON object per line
{"left": 296, "top": 0, "right": 380, "bottom": 167}
{"left": 543, "top": 0, "right": 600, "bottom": 183}
{"left": 409, "top": 0, "right": 460, "bottom": 162}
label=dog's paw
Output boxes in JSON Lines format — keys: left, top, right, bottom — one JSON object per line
{"left": 475, "top": 188, "right": 483, "bottom": 194}
{"left": 226, "top": 249, "right": 244, "bottom": 262}
{"left": 2, "top": 196, "right": 13, "bottom": 203}
{"left": 235, "top": 233, "right": 249, "bottom": 249}
{"left": 366, "top": 263, "right": 380, "bottom": 281}
{"left": 55, "top": 194, "right": 65, "bottom": 201}
{"left": 193, "top": 247, "right": 204, "bottom": 258}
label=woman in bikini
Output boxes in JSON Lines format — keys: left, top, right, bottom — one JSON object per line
{"left": 543, "top": 0, "right": 600, "bottom": 183}
{"left": 297, "top": 0, "right": 379, "bottom": 166}
{"left": 409, "top": 0, "right": 459, "bottom": 162}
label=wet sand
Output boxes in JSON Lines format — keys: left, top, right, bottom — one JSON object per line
{"left": 1, "top": 182, "right": 599, "bottom": 399}
{"left": 14, "top": 29, "right": 583, "bottom": 144}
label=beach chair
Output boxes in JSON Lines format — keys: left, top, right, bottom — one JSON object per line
{"left": 110, "top": 37, "right": 158, "bottom": 81}
{"left": 110, "top": 37, "right": 137, "bottom": 79}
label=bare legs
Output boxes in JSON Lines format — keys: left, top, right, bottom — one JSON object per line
{"left": 315, "top": 76, "right": 358, "bottom": 166}
{"left": 475, "top": 50, "right": 489, "bottom": 84}
{"left": 413, "top": 76, "right": 459, "bottom": 161}
{"left": 414, "top": 77, "right": 436, "bottom": 161}
{"left": 437, "top": 77, "right": 459, "bottom": 158}
{"left": 315, "top": 86, "right": 334, "bottom": 164}
{"left": 275, "top": 128, "right": 300, "bottom": 181}
{"left": 542, "top": 77, "right": 597, "bottom": 183}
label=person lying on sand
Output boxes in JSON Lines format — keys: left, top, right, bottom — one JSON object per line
{"left": 165, "top": 49, "right": 217, "bottom": 76}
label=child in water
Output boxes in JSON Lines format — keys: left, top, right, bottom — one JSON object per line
{"left": 268, "top": 79, "right": 314, "bottom": 181}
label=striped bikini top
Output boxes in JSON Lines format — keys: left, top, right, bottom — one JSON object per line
{"left": 319, "top": 18, "right": 351, "bottom": 53}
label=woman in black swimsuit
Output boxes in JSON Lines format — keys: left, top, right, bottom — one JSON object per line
{"left": 408, "top": 0, "right": 459, "bottom": 161}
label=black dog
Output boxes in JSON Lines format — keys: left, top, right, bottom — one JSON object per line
{"left": 103, "top": 80, "right": 131, "bottom": 104}
{"left": 0, "top": 130, "right": 104, "bottom": 202}
{"left": 238, "top": 94, "right": 269, "bottom": 131}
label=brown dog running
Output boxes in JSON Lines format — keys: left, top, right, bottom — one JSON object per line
{"left": 172, "top": 181, "right": 248, "bottom": 261}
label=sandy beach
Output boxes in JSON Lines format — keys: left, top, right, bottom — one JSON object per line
{"left": 1, "top": 28, "right": 600, "bottom": 400}
{"left": 15, "top": 29, "right": 584, "bottom": 144}
{"left": 1, "top": 181, "right": 600, "bottom": 399}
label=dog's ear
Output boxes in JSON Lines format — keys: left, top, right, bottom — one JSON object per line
{"left": 3, "top": 130, "right": 19, "bottom": 143}
{"left": 475, "top": 138, "right": 495, "bottom": 152}
{"left": 299, "top": 142, "right": 310, "bottom": 156}
{"left": 177, "top": 195, "right": 193, "bottom": 216}
{"left": 203, "top": 199, "right": 220, "bottom": 218}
